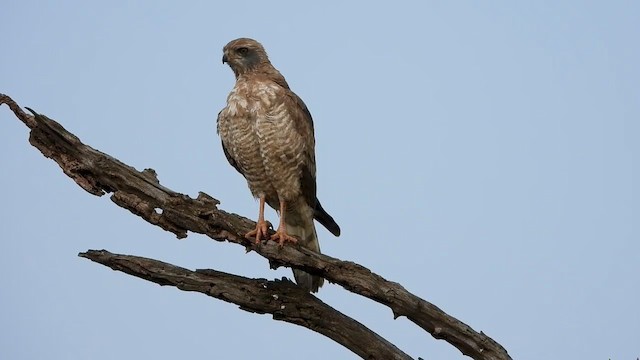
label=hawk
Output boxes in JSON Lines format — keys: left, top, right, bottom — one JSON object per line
{"left": 217, "top": 38, "right": 340, "bottom": 292}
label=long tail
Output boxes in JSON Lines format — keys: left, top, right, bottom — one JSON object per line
{"left": 286, "top": 212, "right": 324, "bottom": 293}
{"left": 314, "top": 198, "right": 340, "bottom": 237}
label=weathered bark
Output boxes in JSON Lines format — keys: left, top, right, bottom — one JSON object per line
{"left": 1, "top": 93, "right": 512, "bottom": 360}
{"left": 79, "top": 249, "right": 411, "bottom": 360}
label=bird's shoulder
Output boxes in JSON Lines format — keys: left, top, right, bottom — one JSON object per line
{"left": 224, "top": 70, "right": 314, "bottom": 135}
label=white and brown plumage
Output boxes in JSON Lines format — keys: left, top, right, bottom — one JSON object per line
{"left": 217, "top": 38, "right": 340, "bottom": 292}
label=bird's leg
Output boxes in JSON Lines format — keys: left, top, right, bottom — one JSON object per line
{"left": 245, "top": 195, "right": 269, "bottom": 244}
{"left": 271, "top": 200, "right": 298, "bottom": 246}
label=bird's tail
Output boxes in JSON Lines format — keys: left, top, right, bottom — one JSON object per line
{"left": 314, "top": 199, "right": 341, "bottom": 237}
{"left": 286, "top": 212, "right": 324, "bottom": 293}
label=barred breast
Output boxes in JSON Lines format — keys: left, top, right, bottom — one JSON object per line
{"left": 218, "top": 81, "right": 277, "bottom": 200}
{"left": 256, "top": 99, "right": 307, "bottom": 203}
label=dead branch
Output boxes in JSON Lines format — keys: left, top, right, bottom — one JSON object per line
{"left": 1, "top": 93, "right": 512, "bottom": 360}
{"left": 79, "top": 249, "right": 411, "bottom": 360}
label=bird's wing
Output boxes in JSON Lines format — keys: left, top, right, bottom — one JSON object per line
{"left": 286, "top": 92, "right": 341, "bottom": 237}
{"left": 216, "top": 110, "right": 244, "bottom": 176}
{"left": 284, "top": 90, "right": 317, "bottom": 209}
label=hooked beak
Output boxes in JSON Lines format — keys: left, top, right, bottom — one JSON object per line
{"left": 222, "top": 54, "right": 228, "bottom": 64}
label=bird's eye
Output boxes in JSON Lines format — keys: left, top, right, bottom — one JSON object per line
{"left": 237, "top": 47, "right": 249, "bottom": 55}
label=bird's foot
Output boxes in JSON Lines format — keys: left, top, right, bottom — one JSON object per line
{"left": 245, "top": 219, "right": 270, "bottom": 244}
{"left": 271, "top": 229, "right": 298, "bottom": 247}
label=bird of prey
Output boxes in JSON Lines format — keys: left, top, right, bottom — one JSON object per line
{"left": 217, "top": 38, "right": 340, "bottom": 292}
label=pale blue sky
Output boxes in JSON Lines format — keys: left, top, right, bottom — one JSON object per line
{"left": 1, "top": 1, "right": 638, "bottom": 359}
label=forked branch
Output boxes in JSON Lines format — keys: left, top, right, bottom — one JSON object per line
{"left": 1, "top": 93, "right": 511, "bottom": 360}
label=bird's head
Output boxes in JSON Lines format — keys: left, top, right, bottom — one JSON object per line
{"left": 222, "top": 38, "right": 270, "bottom": 77}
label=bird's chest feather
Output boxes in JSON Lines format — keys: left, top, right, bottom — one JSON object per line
{"left": 220, "top": 81, "right": 290, "bottom": 146}
{"left": 219, "top": 81, "right": 288, "bottom": 176}
{"left": 219, "top": 80, "right": 305, "bottom": 199}
{"left": 223, "top": 81, "right": 279, "bottom": 119}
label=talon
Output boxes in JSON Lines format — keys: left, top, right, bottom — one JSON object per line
{"left": 246, "top": 195, "right": 269, "bottom": 244}
{"left": 270, "top": 199, "right": 298, "bottom": 247}
{"left": 245, "top": 219, "right": 269, "bottom": 244}
{"left": 271, "top": 229, "right": 298, "bottom": 247}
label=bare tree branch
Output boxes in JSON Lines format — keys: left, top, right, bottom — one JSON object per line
{"left": 79, "top": 249, "right": 412, "bottom": 360}
{"left": 1, "top": 93, "right": 512, "bottom": 360}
